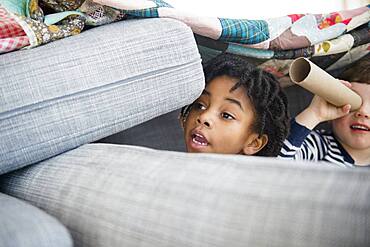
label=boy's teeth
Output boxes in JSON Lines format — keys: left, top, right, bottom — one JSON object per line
{"left": 351, "top": 125, "right": 369, "bottom": 131}
{"left": 192, "top": 133, "right": 208, "bottom": 145}
{"left": 193, "top": 138, "right": 207, "bottom": 145}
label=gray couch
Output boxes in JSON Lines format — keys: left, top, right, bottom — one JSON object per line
{"left": 0, "top": 18, "right": 369, "bottom": 247}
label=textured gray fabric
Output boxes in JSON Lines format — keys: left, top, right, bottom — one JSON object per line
{"left": 1, "top": 143, "right": 369, "bottom": 247}
{"left": 0, "top": 18, "right": 204, "bottom": 174}
{"left": 99, "top": 109, "right": 186, "bottom": 151}
{"left": 0, "top": 192, "right": 72, "bottom": 247}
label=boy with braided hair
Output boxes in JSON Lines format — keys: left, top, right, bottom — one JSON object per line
{"left": 180, "top": 53, "right": 290, "bottom": 156}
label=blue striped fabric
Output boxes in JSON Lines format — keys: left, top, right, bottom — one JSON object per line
{"left": 218, "top": 18, "right": 269, "bottom": 44}
{"left": 226, "top": 43, "right": 274, "bottom": 59}
{"left": 278, "top": 119, "right": 365, "bottom": 168}
{"left": 126, "top": 8, "right": 160, "bottom": 18}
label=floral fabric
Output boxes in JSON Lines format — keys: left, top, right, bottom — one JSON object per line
{"left": 0, "top": 0, "right": 86, "bottom": 54}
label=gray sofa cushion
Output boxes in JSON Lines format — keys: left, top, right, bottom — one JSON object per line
{"left": 0, "top": 18, "right": 204, "bottom": 175}
{"left": 1, "top": 143, "right": 369, "bottom": 247}
{"left": 0, "top": 192, "right": 72, "bottom": 247}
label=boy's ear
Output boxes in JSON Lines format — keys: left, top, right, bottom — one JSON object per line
{"left": 242, "top": 134, "right": 268, "bottom": 155}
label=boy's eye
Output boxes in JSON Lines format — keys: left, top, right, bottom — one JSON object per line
{"left": 221, "top": 112, "right": 235, "bottom": 120}
{"left": 193, "top": 102, "right": 206, "bottom": 110}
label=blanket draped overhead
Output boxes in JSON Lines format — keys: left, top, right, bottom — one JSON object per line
{"left": 1, "top": 0, "right": 369, "bottom": 84}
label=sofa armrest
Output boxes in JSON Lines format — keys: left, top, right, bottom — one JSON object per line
{"left": 0, "top": 192, "right": 72, "bottom": 247}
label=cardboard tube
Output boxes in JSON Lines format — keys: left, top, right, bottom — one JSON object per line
{"left": 289, "top": 57, "right": 362, "bottom": 111}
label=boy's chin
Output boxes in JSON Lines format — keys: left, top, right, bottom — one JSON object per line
{"left": 186, "top": 146, "right": 210, "bottom": 153}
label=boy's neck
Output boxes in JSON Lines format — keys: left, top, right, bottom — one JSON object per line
{"left": 338, "top": 141, "right": 370, "bottom": 166}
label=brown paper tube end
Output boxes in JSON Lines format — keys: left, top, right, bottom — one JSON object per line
{"left": 289, "top": 57, "right": 311, "bottom": 84}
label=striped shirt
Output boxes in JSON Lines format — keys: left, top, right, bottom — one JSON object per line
{"left": 279, "top": 119, "right": 369, "bottom": 168}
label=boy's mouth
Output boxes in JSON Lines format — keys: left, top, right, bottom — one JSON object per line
{"left": 191, "top": 131, "right": 209, "bottom": 146}
{"left": 350, "top": 123, "right": 369, "bottom": 132}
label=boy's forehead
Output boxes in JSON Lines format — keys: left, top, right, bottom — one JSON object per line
{"left": 352, "top": 83, "right": 370, "bottom": 98}
{"left": 206, "top": 76, "right": 243, "bottom": 91}
{"left": 205, "top": 79, "right": 246, "bottom": 97}
{"left": 203, "top": 78, "right": 252, "bottom": 109}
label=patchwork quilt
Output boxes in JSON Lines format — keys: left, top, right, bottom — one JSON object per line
{"left": 0, "top": 0, "right": 369, "bottom": 84}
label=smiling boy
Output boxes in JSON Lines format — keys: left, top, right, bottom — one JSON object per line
{"left": 279, "top": 56, "right": 370, "bottom": 167}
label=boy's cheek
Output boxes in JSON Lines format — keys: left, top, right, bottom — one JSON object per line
{"left": 332, "top": 115, "right": 351, "bottom": 133}
{"left": 183, "top": 115, "right": 195, "bottom": 134}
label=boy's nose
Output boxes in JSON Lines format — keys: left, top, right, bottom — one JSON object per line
{"left": 197, "top": 114, "right": 212, "bottom": 128}
{"left": 354, "top": 109, "right": 369, "bottom": 119}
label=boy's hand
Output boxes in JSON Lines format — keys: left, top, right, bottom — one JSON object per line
{"left": 296, "top": 80, "right": 352, "bottom": 130}
{"left": 305, "top": 95, "right": 351, "bottom": 122}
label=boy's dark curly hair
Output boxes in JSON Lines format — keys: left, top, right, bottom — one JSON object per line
{"left": 181, "top": 53, "right": 290, "bottom": 157}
